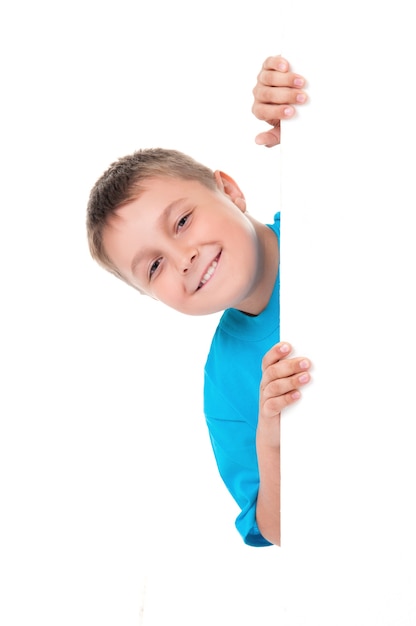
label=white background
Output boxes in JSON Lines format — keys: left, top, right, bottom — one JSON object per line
{"left": 1, "top": 1, "right": 415, "bottom": 625}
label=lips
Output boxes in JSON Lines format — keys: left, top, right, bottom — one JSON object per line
{"left": 196, "top": 252, "right": 221, "bottom": 290}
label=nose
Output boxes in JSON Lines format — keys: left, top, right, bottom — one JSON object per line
{"left": 178, "top": 249, "right": 198, "bottom": 274}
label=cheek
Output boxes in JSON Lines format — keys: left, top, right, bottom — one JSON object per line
{"left": 233, "top": 228, "right": 259, "bottom": 265}
{"left": 151, "top": 275, "right": 178, "bottom": 304}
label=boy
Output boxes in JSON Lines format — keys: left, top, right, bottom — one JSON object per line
{"left": 86, "top": 55, "right": 311, "bottom": 547}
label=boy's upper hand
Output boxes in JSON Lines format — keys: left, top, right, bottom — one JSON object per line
{"left": 252, "top": 55, "right": 307, "bottom": 147}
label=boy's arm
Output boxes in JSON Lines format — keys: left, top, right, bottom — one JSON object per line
{"left": 252, "top": 55, "right": 307, "bottom": 147}
{"left": 255, "top": 342, "right": 311, "bottom": 546}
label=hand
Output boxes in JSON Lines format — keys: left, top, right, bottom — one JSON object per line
{"left": 259, "top": 341, "right": 311, "bottom": 425}
{"left": 252, "top": 56, "right": 308, "bottom": 147}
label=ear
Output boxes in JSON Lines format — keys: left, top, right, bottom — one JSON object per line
{"left": 214, "top": 170, "right": 247, "bottom": 213}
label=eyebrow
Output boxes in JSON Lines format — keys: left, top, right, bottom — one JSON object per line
{"left": 130, "top": 197, "right": 187, "bottom": 274}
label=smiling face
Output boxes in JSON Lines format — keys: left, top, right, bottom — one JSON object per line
{"left": 102, "top": 174, "right": 277, "bottom": 316}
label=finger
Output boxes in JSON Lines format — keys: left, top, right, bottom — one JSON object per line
{"left": 252, "top": 102, "right": 296, "bottom": 126}
{"left": 261, "top": 55, "right": 290, "bottom": 73}
{"left": 261, "top": 387, "right": 305, "bottom": 416}
{"left": 252, "top": 102, "right": 296, "bottom": 125}
{"left": 256, "top": 55, "right": 306, "bottom": 88}
{"left": 262, "top": 342, "right": 293, "bottom": 370}
{"left": 263, "top": 356, "right": 311, "bottom": 384}
{"left": 262, "top": 369, "right": 311, "bottom": 399}
{"left": 258, "top": 69, "right": 306, "bottom": 89}
{"left": 260, "top": 367, "right": 312, "bottom": 417}
{"left": 255, "top": 127, "right": 281, "bottom": 147}
{"left": 252, "top": 86, "right": 307, "bottom": 109}
{"left": 252, "top": 104, "right": 296, "bottom": 127}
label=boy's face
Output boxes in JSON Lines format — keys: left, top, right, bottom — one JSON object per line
{"left": 103, "top": 175, "right": 265, "bottom": 316}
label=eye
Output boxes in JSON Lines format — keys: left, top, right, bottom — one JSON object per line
{"left": 177, "top": 213, "right": 190, "bottom": 231}
{"left": 149, "top": 258, "right": 162, "bottom": 279}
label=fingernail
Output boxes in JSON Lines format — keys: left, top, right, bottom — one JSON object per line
{"left": 299, "top": 373, "right": 310, "bottom": 384}
{"left": 278, "top": 62, "right": 287, "bottom": 71}
{"left": 291, "top": 391, "right": 301, "bottom": 400}
{"left": 299, "top": 359, "right": 310, "bottom": 369}
{"left": 294, "top": 77, "right": 304, "bottom": 87}
{"left": 284, "top": 107, "right": 294, "bottom": 117}
{"left": 296, "top": 93, "right": 307, "bottom": 103}
{"left": 280, "top": 343, "right": 290, "bottom": 353}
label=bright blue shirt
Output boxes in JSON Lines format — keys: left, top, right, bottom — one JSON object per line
{"left": 204, "top": 213, "right": 280, "bottom": 547}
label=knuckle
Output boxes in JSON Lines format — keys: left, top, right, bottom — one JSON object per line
{"left": 263, "top": 397, "right": 281, "bottom": 415}
{"left": 264, "top": 392, "right": 291, "bottom": 416}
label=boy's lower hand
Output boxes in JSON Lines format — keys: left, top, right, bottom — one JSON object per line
{"left": 258, "top": 342, "right": 311, "bottom": 443}
{"left": 252, "top": 56, "right": 307, "bottom": 147}
{"left": 256, "top": 342, "right": 310, "bottom": 543}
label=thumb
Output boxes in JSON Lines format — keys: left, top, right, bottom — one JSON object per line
{"left": 255, "top": 125, "right": 281, "bottom": 148}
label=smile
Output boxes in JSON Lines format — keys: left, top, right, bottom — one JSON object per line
{"left": 197, "top": 253, "right": 221, "bottom": 290}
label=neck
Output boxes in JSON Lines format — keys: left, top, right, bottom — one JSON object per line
{"left": 236, "top": 216, "right": 279, "bottom": 316}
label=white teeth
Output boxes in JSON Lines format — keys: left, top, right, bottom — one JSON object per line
{"left": 199, "top": 260, "right": 218, "bottom": 287}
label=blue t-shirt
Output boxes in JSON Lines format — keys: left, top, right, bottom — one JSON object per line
{"left": 204, "top": 213, "right": 280, "bottom": 547}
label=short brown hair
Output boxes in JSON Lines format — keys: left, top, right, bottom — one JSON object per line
{"left": 86, "top": 148, "right": 216, "bottom": 285}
